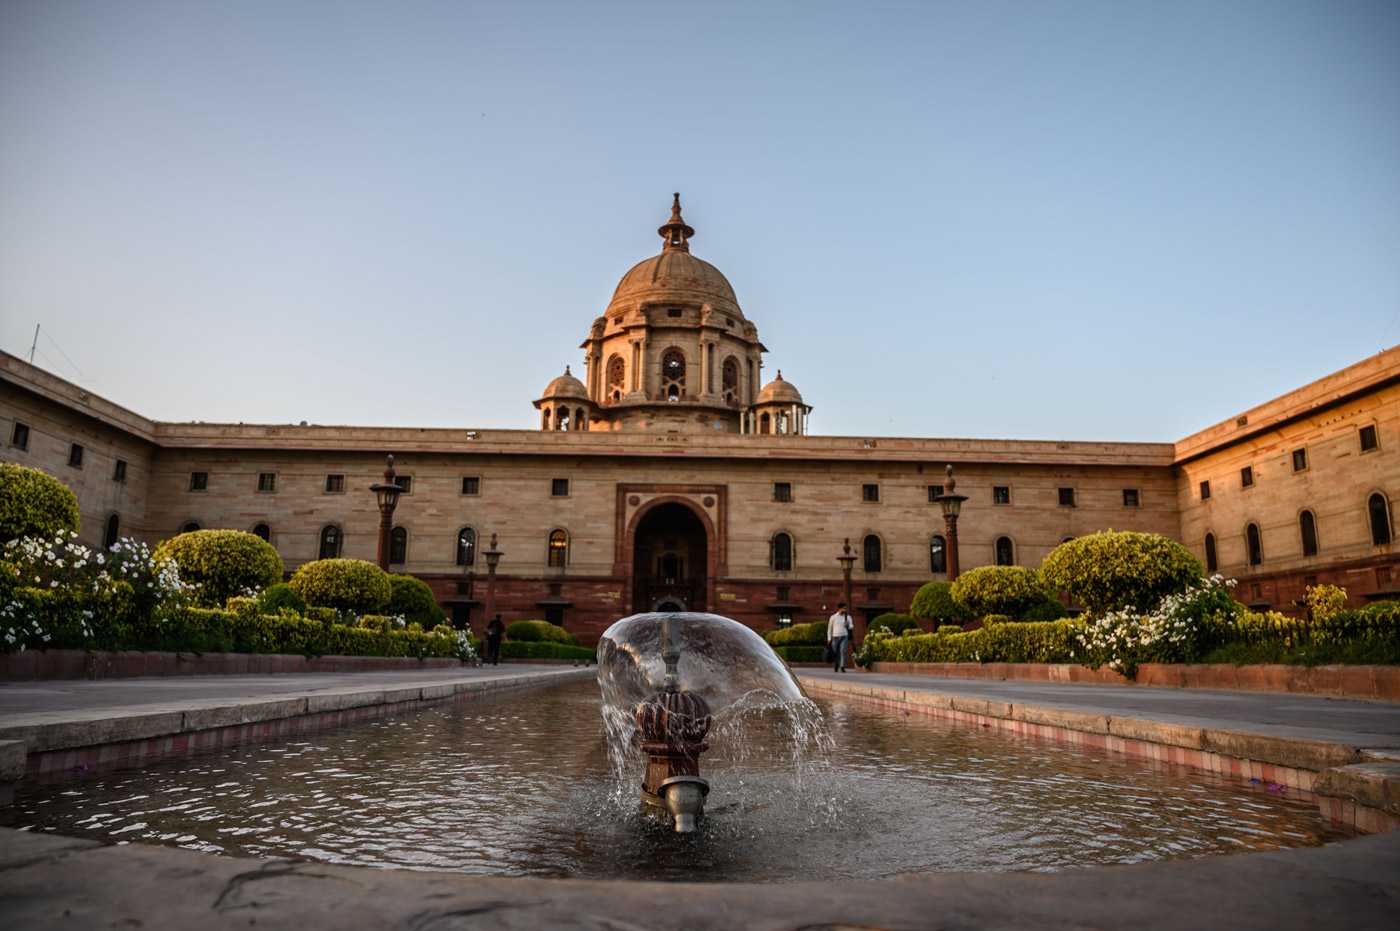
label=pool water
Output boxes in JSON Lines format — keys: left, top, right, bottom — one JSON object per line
{"left": 1, "top": 680, "right": 1350, "bottom": 881}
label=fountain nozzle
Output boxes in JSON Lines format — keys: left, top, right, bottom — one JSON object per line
{"left": 635, "top": 617, "right": 713, "bottom": 831}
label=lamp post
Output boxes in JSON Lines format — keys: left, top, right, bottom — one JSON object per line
{"left": 837, "top": 537, "right": 858, "bottom": 640}
{"left": 934, "top": 464, "right": 969, "bottom": 580}
{"left": 483, "top": 532, "right": 503, "bottom": 624}
{"left": 368, "top": 454, "right": 403, "bottom": 571}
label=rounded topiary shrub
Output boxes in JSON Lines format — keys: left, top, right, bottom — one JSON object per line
{"left": 505, "top": 619, "right": 576, "bottom": 644}
{"left": 289, "top": 558, "right": 391, "bottom": 614}
{"left": 387, "top": 574, "right": 442, "bottom": 628}
{"left": 154, "top": 529, "right": 284, "bottom": 607}
{"left": 1040, "top": 530, "right": 1203, "bottom": 615}
{"left": 911, "top": 581, "right": 963, "bottom": 622}
{"left": 950, "top": 566, "right": 1049, "bottom": 619}
{"left": 257, "top": 582, "right": 306, "bottom": 616}
{"left": 870, "top": 612, "right": 922, "bottom": 636}
{"left": 0, "top": 463, "right": 80, "bottom": 543}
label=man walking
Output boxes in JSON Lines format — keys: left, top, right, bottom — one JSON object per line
{"left": 827, "top": 602, "right": 854, "bottom": 673}
{"left": 485, "top": 614, "right": 505, "bottom": 666}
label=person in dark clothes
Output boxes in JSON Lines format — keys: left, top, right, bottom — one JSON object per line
{"left": 486, "top": 614, "right": 505, "bottom": 666}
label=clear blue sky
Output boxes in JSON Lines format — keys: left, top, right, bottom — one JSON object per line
{"left": 2, "top": 0, "right": 1397, "bottom": 441}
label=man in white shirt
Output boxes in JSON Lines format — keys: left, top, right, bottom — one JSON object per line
{"left": 827, "top": 602, "right": 854, "bottom": 673}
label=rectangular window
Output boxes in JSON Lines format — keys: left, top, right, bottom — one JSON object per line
{"left": 1360, "top": 424, "right": 1379, "bottom": 452}
{"left": 776, "top": 585, "right": 791, "bottom": 602}
{"left": 1241, "top": 466, "right": 1254, "bottom": 488}
{"left": 992, "top": 485, "right": 1010, "bottom": 505}
{"left": 551, "top": 478, "right": 570, "bottom": 497}
{"left": 1200, "top": 480, "right": 1211, "bottom": 500}
{"left": 9, "top": 422, "right": 29, "bottom": 451}
{"left": 190, "top": 471, "right": 208, "bottom": 491}
{"left": 68, "top": 444, "right": 84, "bottom": 468}
{"left": 325, "top": 474, "right": 345, "bottom": 493}
{"left": 461, "top": 476, "right": 480, "bottom": 496}
{"left": 1058, "top": 487, "right": 1075, "bottom": 507}
{"left": 667, "top": 307, "right": 683, "bottom": 318}
{"left": 394, "top": 475, "right": 412, "bottom": 494}
{"left": 257, "top": 472, "right": 277, "bottom": 493}
{"left": 113, "top": 459, "right": 127, "bottom": 483}
{"left": 1292, "top": 448, "right": 1308, "bottom": 472}
{"left": 1123, "top": 488, "right": 1140, "bottom": 507}
{"left": 773, "top": 482, "right": 792, "bottom": 502}
{"left": 927, "top": 484, "right": 943, "bottom": 503}
{"left": 861, "top": 483, "right": 879, "bottom": 503}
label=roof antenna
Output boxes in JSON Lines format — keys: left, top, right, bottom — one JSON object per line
{"left": 29, "top": 324, "right": 39, "bottom": 364}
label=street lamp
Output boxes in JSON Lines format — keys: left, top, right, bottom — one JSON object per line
{"left": 934, "top": 464, "right": 968, "bottom": 580}
{"left": 837, "top": 537, "right": 858, "bottom": 640}
{"left": 482, "top": 532, "right": 503, "bottom": 624}
{"left": 368, "top": 454, "right": 403, "bottom": 571}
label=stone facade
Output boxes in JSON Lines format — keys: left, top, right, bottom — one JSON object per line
{"left": 1, "top": 196, "right": 1396, "bottom": 643}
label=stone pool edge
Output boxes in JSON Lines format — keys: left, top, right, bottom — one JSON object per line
{"left": 1, "top": 824, "right": 1398, "bottom": 930}
{"left": 799, "top": 674, "right": 1400, "bottom": 836}
{"left": 0, "top": 666, "right": 594, "bottom": 786}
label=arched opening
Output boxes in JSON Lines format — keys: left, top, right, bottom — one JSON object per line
{"left": 722, "top": 356, "right": 739, "bottom": 405}
{"left": 995, "top": 536, "right": 1015, "bottom": 566}
{"left": 456, "top": 527, "right": 476, "bottom": 566}
{"left": 772, "top": 532, "right": 793, "bottom": 571}
{"left": 633, "top": 501, "right": 708, "bottom": 612}
{"left": 548, "top": 528, "right": 568, "bottom": 568}
{"left": 1299, "top": 510, "right": 1319, "bottom": 557}
{"left": 607, "top": 354, "right": 625, "bottom": 403}
{"left": 1246, "top": 522, "right": 1263, "bottom": 566}
{"left": 929, "top": 534, "right": 947, "bottom": 574}
{"left": 252, "top": 523, "right": 271, "bottom": 543}
{"left": 1371, "top": 493, "right": 1393, "bottom": 546}
{"left": 389, "top": 527, "right": 408, "bottom": 565}
{"left": 318, "top": 525, "right": 341, "bottom": 559}
{"left": 1204, "top": 533, "right": 1218, "bottom": 572}
{"left": 555, "top": 407, "right": 570, "bottom": 431}
{"left": 661, "top": 348, "right": 686, "bottom": 401}
{"left": 759, "top": 412, "right": 771, "bottom": 434}
{"left": 103, "top": 514, "right": 121, "bottom": 549}
{"left": 575, "top": 407, "right": 586, "bottom": 431}
{"left": 541, "top": 408, "right": 551, "bottom": 430}
{"left": 863, "top": 534, "right": 882, "bottom": 573}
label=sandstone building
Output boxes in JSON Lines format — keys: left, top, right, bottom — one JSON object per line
{"left": 2, "top": 196, "right": 1396, "bottom": 643}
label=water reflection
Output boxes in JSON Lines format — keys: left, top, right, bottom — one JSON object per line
{"left": 2, "top": 681, "right": 1347, "bottom": 880}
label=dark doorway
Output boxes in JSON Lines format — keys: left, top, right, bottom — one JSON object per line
{"left": 633, "top": 502, "right": 708, "bottom": 612}
{"left": 544, "top": 605, "right": 565, "bottom": 627}
{"left": 451, "top": 604, "right": 472, "bottom": 631}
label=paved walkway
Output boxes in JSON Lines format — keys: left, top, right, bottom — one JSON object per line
{"left": 799, "top": 670, "right": 1400, "bottom": 753}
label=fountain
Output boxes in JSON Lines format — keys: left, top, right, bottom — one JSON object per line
{"left": 596, "top": 611, "right": 809, "bottom": 832}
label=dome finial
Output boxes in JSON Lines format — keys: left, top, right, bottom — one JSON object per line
{"left": 564, "top": 364, "right": 571, "bottom": 375}
{"left": 658, "top": 191, "right": 695, "bottom": 253}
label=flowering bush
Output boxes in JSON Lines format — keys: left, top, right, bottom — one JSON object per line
{"left": 1041, "top": 531, "right": 1202, "bottom": 614}
{"left": 0, "top": 463, "right": 80, "bottom": 543}
{"left": 950, "top": 566, "right": 1049, "bottom": 618}
{"left": 153, "top": 530, "right": 283, "bottom": 607}
{"left": 289, "top": 558, "right": 391, "bottom": 613}
{"left": 387, "top": 574, "right": 444, "bottom": 628}
{"left": 1305, "top": 584, "right": 1348, "bottom": 623}
{"left": 1074, "top": 575, "right": 1237, "bottom": 676}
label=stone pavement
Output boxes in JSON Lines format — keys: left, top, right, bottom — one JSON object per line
{"left": 800, "top": 670, "right": 1400, "bottom": 753}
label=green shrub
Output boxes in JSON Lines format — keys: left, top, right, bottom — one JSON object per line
{"left": 357, "top": 614, "right": 397, "bottom": 633}
{"left": 771, "top": 645, "right": 827, "bottom": 663}
{"left": 860, "top": 619, "right": 1084, "bottom": 666}
{"left": 431, "top": 623, "right": 455, "bottom": 638}
{"left": 257, "top": 583, "right": 306, "bottom": 616}
{"left": 505, "top": 619, "right": 576, "bottom": 644}
{"left": 289, "top": 559, "right": 391, "bottom": 614}
{"left": 0, "top": 463, "right": 80, "bottom": 543}
{"left": 950, "top": 566, "right": 1049, "bottom": 618}
{"left": 499, "top": 640, "right": 593, "bottom": 660}
{"left": 870, "top": 612, "right": 921, "bottom": 636}
{"left": 937, "top": 624, "right": 963, "bottom": 634}
{"left": 1021, "top": 599, "right": 1070, "bottom": 622}
{"left": 910, "top": 581, "right": 963, "bottom": 622}
{"left": 304, "top": 606, "right": 338, "bottom": 624}
{"left": 764, "top": 621, "right": 827, "bottom": 646}
{"left": 1305, "top": 584, "right": 1348, "bottom": 622}
{"left": 387, "top": 574, "right": 443, "bottom": 628}
{"left": 153, "top": 529, "right": 283, "bottom": 607}
{"left": 1041, "top": 531, "right": 1202, "bottom": 615}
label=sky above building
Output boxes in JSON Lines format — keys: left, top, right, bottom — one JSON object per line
{"left": 2, "top": 0, "right": 1397, "bottom": 441}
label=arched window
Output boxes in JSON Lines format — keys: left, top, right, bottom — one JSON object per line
{"left": 456, "top": 527, "right": 476, "bottom": 566}
{"left": 863, "top": 534, "right": 882, "bottom": 573}
{"left": 541, "top": 408, "right": 551, "bottom": 430}
{"left": 574, "top": 407, "right": 586, "bottom": 431}
{"left": 1371, "top": 493, "right": 1393, "bottom": 546}
{"left": 772, "top": 532, "right": 793, "bottom": 572}
{"left": 390, "top": 527, "right": 408, "bottom": 564}
{"left": 1246, "top": 523, "right": 1263, "bottom": 566}
{"left": 1204, "top": 533, "right": 1218, "bottom": 572}
{"left": 555, "top": 407, "right": 570, "bottom": 431}
{"left": 759, "top": 413, "right": 771, "bottom": 434}
{"left": 252, "top": 523, "right": 271, "bottom": 542}
{"left": 1299, "top": 510, "right": 1319, "bottom": 557}
{"left": 995, "top": 536, "right": 1014, "bottom": 566}
{"left": 929, "top": 534, "right": 947, "bottom": 574}
{"left": 606, "top": 355, "right": 625, "bottom": 402}
{"left": 103, "top": 514, "right": 121, "bottom": 549}
{"left": 318, "top": 525, "right": 342, "bottom": 559}
{"left": 722, "top": 356, "right": 739, "bottom": 404}
{"left": 661, "top": 348, "right": 686, "bottom": 401}
{"left": 548, "top": 529, "right": 568, "bottom": 568}
{"left": 181, "top": 521, "right": 201, "bottom": 534}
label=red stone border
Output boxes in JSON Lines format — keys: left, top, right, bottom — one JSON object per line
{"left": 804, "top": 677, "right": 1400, "bottom": 836}
{"left": 867, "top": 661, "right": 1400, "bottom": 701}
{"left": 0, "top": 650, "right": 468, "bottom": 681}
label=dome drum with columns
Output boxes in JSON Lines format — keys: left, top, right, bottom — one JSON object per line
{"left": 533, "top": 194, "right": 809, "bottom": 435}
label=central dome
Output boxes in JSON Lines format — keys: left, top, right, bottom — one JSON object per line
{"left": 604, "top": 193, "right": 745, "bottom": 319}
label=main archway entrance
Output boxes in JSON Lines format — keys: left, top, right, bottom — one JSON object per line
{"left": 632, "top": 501, "right": 709, "bottom": 613}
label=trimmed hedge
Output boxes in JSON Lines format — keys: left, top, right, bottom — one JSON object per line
{"left": 910, "top": 581, "right": 963, "bottom": 623}
{"left": 0, "top": 463, "right": 80, "bottom": 543}
{"left": 1041, "top": 531, "right": 1202, "bottom": 615}
{"left": 257, "top": 583, "right": 306, "bottom": 615}
{"left": 289, "top": 559, "right": 391, "bottom": 614}
{"left": 763, "top": 621, "right": 827, "bottom": 646}
{"left": 772, "top": 644, "right": 826, "bottom": 663}
{"left": 860, "top": 619, "right": 1083, "bottom": 666}
{"left": 500, "top": 640, "right": 593, "bottom": 660}
{"left": 950, "top": 566, "right": 1049, "bottom": 618}
{"left": 387, "top": 574, "right": 443, "bottom": 628}
{"left": 869, "top": 612, "right": 922, "bottom": 636}
{"left": 505, "top": 619, "right": 577, "bottom": 644}
{"left": 154, "top": 529, "right": 284, "bottom": 607}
